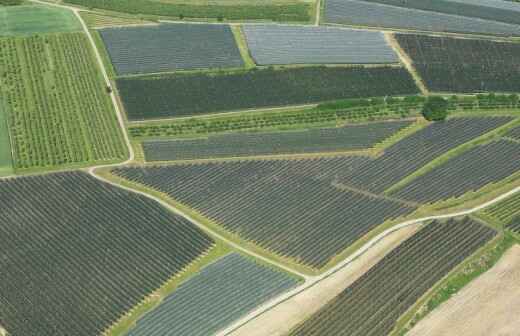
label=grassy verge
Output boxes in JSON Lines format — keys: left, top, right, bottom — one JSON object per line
{"left": 0, "top": 98, "right": 13, "bottom": 176}
{"left": 90, "top": 28, "right": 117, "bottom": 79}
{"left": 391, "top": 231, "right": 518, "bottom": 336}
{"left": 105, "top": 241, "right": 232, "bottom": 336}
{"left": 95, "top": 167, "right": 319, "bottom": 276}
{"left": 231, "top": 25, "right": 256, "bottom": 69}
{"left": 385, "top": 115, "right": 520, "bottom": 194}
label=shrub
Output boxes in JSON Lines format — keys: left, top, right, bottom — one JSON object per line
{"left": 422, "top": 96, "right": 449, "bottom": 121}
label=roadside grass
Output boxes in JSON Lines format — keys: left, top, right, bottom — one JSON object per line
{"left": 231, "top": 25, "right": 256, "bottom": 69}
{"left": 385, "top": 115, "right": 520, "bottom": 195}
{"left": 0, "top": 5, "right": 81, "bottom": 36}
{"left": 391, "top": 231, "right": 518, "bottom": 336}
{"left": 0, "top": 98, "right": 13, "bottom": 176}
{"left": 90, "top": 29, "right": 117, "bottom": 79}
{"left": 104, "top": 241, "right": 232, "bottom": 336}
{"left": 79, "top": 10, "right": 154, "bottom": 29}
{"left": 95, "top": 167, "right": 318, "bottom": 276}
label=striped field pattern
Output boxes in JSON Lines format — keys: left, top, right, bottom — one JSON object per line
{"left": 242, "top": 25, "right": 399, "bottom": 65}
{"left": 128, "top": 253, "right": 299, "bottom": 336}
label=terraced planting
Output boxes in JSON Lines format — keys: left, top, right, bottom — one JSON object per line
{"left": 396, "top": 34, "right": 520, "bottom": 93}
{"left": 112, "top": 157, "right": 416, "bottom": 269}
{"left": 99, "top": 23, "right": 243, "bottom": 75}
{"left": 288, "top": 217, "right": 497, "bottom": 336}
{"left": 324, "top": 0, "right": 520, "bottom": 36}
{"left": 62, "top": 0, "right": 312, "bottom": 22}
{"left": 0, "top": 5, "right": 81, "bottom": 36}
{"left": 391, "top": 140, "right": 520, "bottom": 204}
{"left": 0, "top": 171, "right": 214, "bottom": 336}
{"left": 242, "top": 25, "right": 398, "bottom": 65}
{"left": 0, "top": 33, "right": 127, "bottom": 170}
{"left": 127, "top": 253, "right": 299, "bottom": 336}
{"left": 142, "top": 120, "right": 413, "bottom": 161}
{"left": 341, "top": 117, "right": 512, "bottom": 193}
{"left": 117, "top": 67, "right": 419, "bottom": 120}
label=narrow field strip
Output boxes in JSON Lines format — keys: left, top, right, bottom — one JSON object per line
{"left": 141, "top": 120, "right": 413, "bottom": 162}
{"left": 0, "top": 99, "right": 13, "bottom": 176}
{"left": 112, "top": 157, "right": 416, "bottom": 269}
{"left": 396, "top": 34, "right": 520, "bottom": 93}
{"left": 0, "top": 171, "right": 214, "bottom": 336}
{"left": 127, "top": 253, "right": 300, "bottom": 336}
{"left": 242, "top": 24, "right": 399, "bottom": 66}
{"left": 99, "top": 23, "right": 243, "bottom": 76}
{"left": 324, "top": 0, "right": 520, "bottom": 36}
{"left": 391, "top": 139, "right": 520, "bottom": 204}
{"left": 287, "top": 217, "right": 497, "bottom": 336}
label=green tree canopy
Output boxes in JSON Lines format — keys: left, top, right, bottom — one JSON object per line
{"left": 422, "top": 96, "right": 449, "bottom": 121}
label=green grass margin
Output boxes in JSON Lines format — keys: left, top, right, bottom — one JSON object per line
{"left": 0, "top": 97, "right": 13, "bottom": 176}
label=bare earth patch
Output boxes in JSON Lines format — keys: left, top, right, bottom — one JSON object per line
{"left": 227, "top": 224, "right": 420, "bottom": 336}
{"left": 409, "top": 244, "right": 520, "bottom": 336}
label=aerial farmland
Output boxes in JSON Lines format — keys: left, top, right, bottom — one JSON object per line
{"left": 0, "top": 0, "right": 520, "bottom": 336}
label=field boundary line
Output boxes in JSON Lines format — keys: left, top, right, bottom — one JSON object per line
{"left": 216, "top": 184, "right": 520, "bottom": 336}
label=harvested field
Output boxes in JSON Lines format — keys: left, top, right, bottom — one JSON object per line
{"left": 324, "top": 0, "right": 520, "bottom": 36}
{"left": 242, "top": 25, "right": 398, "bottom": 65}
{"left": 0, "top": 171, "right": 214, "bottom": 336}
{"left": 127, "top": 253, "right": 299, "bottom": 336}
{"left": 408, "top": 245, "right": 520, "bottom": 336}
{"left": 396, "top": 34, "right": 520, "bottom": 93}
{"left": 392, "top": 140, "right": 520, "bottom": 204}
{"left": 287, "top": 217, "right": 497, "bottom": 336}
{"left": 117, "top": 67, "right": 419, "bottom": 120}
{"left": 142, "top": 120, "right": 413, "bottom": 161}
{"left": 99, "top": 23, "right": 243, "bottom": 75}
{"left": 112, "top": 157, "right": 416, "bottom": 269}
{"left": 341, "top": 117, "right": 512, "bottom": 193}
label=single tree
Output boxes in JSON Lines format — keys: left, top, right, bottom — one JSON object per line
{"left": 422, "top": 96, "right": 449, "bottom": 121}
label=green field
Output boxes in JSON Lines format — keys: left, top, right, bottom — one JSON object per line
{"left": 0, "top": 32, "right": 127, "bottom": 172}
{"left": 0, "top": 98, "right": 13, "bottom": 176}
{"left": 0, "top": 5, "right": 82, "bottom": 36}
{"left": 64, "top": 0, "right": 312, "bottom": 22}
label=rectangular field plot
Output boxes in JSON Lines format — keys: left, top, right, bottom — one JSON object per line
{"left": 99, "top": 23, "right": 244, "bottom": 76}
{"left": 341, "top": 117, "right": 513, "bottom": 193}
{"left": 127, "top": 253, "right": 299, "bottom": 336}
{"left": 0, "top": 171, "right": 214, "bottom": 336}
{"left": 142, "top": 120, "right": 413, "bottom": 161}
{"left": 0, "top": 99, "right": 12, "bottom": 176}
{"left": 242, "top": 25, "right": 398, "bottom": 66}
{"left": 396, "top": 34, "right": 520, "bottom": 93}
{"left": 391, "top": 140, "right": 520, "bottom": 204}
{"left": 0, "top": 5, "right": 81, "bottom": 36}
{"left": 324, "top": 0, "right": 520, "bottom": 36}
{"left": 0, "top": 33, "right": 127, "bottom": 170}
{"left": 117, "top": 67, "right": 419, "bottom": 120}
{"left": 288, "top": 217, "right": 497, "bottom": 336}
{"left": 112, "top": 157, "right": 416, "bottom": 269}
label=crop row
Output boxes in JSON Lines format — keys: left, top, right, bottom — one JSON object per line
{"left": 128, "top": 253, "right": 299, "bottom": 336}
{"left": 396, "top": 34, "right": 520, "bottom": 93}
{"left": 288, "top": 216, "right": 496, "bottom": 336}
{"left": 142, "top": 120, "right": 413, "bottom": 161}
{"left": 509, "top": 217, "right": 520, "bottom": 233}
{"left": 483, "top": 192, "right": 520, "bottom": 226}
{"left": 0, "top": 33, "right": 127, "bottom": 170}
{"left": 505, "top": 125, "right": 520, "bottom": 140}
{"left": 113, "top": 157, "right": 416, "bottom": 269}
{"left": 117, "top": 66, "right": 419, "bottom": 121}
{"left": 99, "top": 23, "right": 243, "bottom": 76}
{"left": 324, "top": 0, "right": 520, "bottom": 36}
{"left": 391, "top": 140, "right": 520, "bottom": 204}
{"left": 341, "top": 117, "right": 512, "bottom": 193}
{"left": 0, "top": 171, "right": 214, "bottom": 336}
{"left": 242, "top": 25, "right": 398, "bottom": 66}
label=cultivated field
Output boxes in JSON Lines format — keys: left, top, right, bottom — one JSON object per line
{"left": 341, "top": 117, "right": 512, "bottom": 193}
{"left": 0, "top": 5, "right": 81, "bottom": 36}
{"left": 99, "top": 23, "right": 243, "bottom": 75}
{"left": 79, "top": 11, "right": 151, "bottom": 28}
{"left": 0, "top": 100, "right": 12, "bottom": 176}
{"left": 127, "top": 253, "right": 299, "bottom": 336}
{"left": 0, "top": 32, "right": 127, "bottom": 170}
{"left": 324, "top": 0, "right": 520, "bottom": 36}
{"left": 242, "top": 25, "right": 398, "bottom": 65}
{"left": 117, "top": 67, "right": 419, "bottom": 120}
{"left": 0, "top": 171, "right": 214, "bottom": 336}
{"left": 62, "top": 0, "right": 312, "bottom": 21}
{"left": 392, "top": 139, "right": 520, "bottom": 204}
{"left": 142, "top": 120, "right": 413, "bottom": 161}
{"left": 505, "top": 124, "right": 520, "bottom": 140}
{"left": 408, "top": 244, "right": 520, "bottom": 336}
{"left": 287, "top": 217, "right": 496, "bottom": 335}
{"left": 396, "top": 34, "right": 520, "bottom": 93}
{"left": 483, "top": 192, "right": 520, "bottom": 228}
{"left": 113, "top": 157, "right": 416, "bottom": 269}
